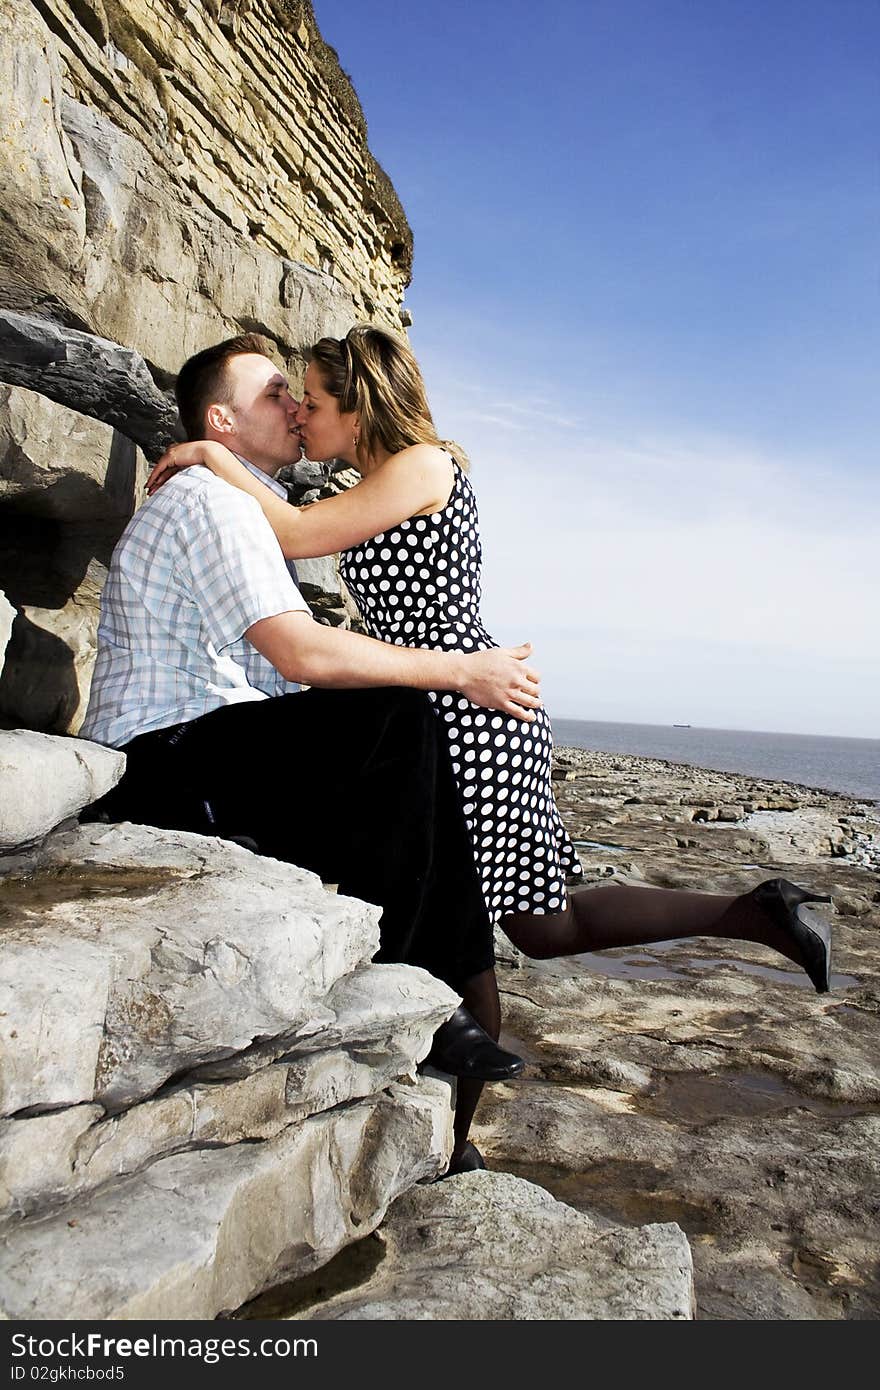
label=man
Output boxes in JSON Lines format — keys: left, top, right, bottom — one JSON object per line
{"left": 81, "top": 334, "right": 539, "bottom": 1107}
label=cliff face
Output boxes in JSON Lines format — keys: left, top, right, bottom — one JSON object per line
{"left": 3, "top": 0, "right": 411, "bottom": 371}
{"left": 0, "top": 0, "right": 410, "bottom": 732}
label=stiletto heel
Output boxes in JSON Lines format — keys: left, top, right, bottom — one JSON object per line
{"left": 751, "top": 877, "right": 833, "bottom": 993}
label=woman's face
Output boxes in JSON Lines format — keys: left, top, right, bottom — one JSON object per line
{"left": 295, "top": 362, "right": 358, "bottom": 462}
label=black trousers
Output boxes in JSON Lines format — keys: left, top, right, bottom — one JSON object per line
{"left": 82, "top": 687, "right": 494, "bottom": 991}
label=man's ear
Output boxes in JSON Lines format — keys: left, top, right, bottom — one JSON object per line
{"left": 206, "top": 402, "right": 235, "bottom": 435}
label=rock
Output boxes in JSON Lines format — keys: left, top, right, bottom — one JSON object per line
{"left": 0, "top": 822, "right": 389, "bottom": 1113}
{"left": 0, "top": 379, "right": 144, "bottom": 536}
{"left": 0, "top": 314, "right": 178, "bottom": 461}
{"left": 295, "top": 555, "right": 341, "bottom": 606}
{"left": 0, "top": 0, "right": 410, "bottom": 372}
{"left": 0, "top": 807, "right": 462, "bottom": 1322}
{"left": 0, "top": 0, "right": 413, "bottom": 735}
{"left": 0, "top": 1078, "right": 452, "bottom": 1320}
{"left": 285, "top": 459, "right": 330, "bottom": 492}
{"left": 293, "top": 554, "right": 350, "bottom": 627}
{"left": 831, "top": 892, "right": 872, "bottom": 918}
{"left": 294, "top": 1172, "right": 694, "bottom": 1320}
{"left": 743, "top": 809, "right": 853, "bottom": 861}
{"left": 56, "top": 93, "right": 359, "bottom": 376}
{"left": 0, "top": 729, "right": 124, "bottom": 849}
{"left": 0, "top": 383, "right": 152, "bottom": 731}
{"left": 0, "top": 0, "right": 87, "bottom": 323}
{"left": 0, "top": 563, "right": 106, "bottom": 735}
{"left": 0, "top": 963, "right": 454, "bottom": 1217}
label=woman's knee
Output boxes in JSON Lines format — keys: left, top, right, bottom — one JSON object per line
{"left": 502, "top": 906, "right": 574, "bottom": 959}
{"left": 501, "top": 921, "right": 557, "bottom": 960}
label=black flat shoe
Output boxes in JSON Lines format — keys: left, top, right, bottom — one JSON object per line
{"left": 751, "top": 877, "right": 833, "bottom": 994}
{"left": 426, "top": 1006, "right": 525, "bottom": 1081}
{"left": 438, "top": 1141, "right": 487, "bottom": 1180}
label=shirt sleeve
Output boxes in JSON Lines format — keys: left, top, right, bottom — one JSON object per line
{"left": 179, "top": 480, "right": 311, "bottom": 652}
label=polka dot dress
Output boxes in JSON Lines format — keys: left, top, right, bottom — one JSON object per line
{"left": 340, "top": 458, "right": 583, "bottom": 925}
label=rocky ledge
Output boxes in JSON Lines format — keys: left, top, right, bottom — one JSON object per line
{"left": 0, "top": 728, "right": 464, "bottom": 1319}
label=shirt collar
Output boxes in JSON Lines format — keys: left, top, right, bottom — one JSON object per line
{"left": 234, "top": 454, "right": 289, "bottom": 500}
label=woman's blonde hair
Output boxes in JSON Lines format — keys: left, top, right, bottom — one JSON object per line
{"left": 309, "top": 325, "right": 443, "bottom": 464}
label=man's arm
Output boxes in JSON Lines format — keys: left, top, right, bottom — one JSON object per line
{"left": 246, "top": 611, "right": 541, "bottom": 721}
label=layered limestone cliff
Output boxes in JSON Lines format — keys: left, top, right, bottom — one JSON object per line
{"left": 3, "top": 0, "right": 411, "bottom": 367}
{"left": 1, "top": 0, "right": 406, "bottom": 733}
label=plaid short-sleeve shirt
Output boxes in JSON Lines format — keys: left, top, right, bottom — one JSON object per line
{"left": 81, "top": 467, "right": 310, "bottom": 748}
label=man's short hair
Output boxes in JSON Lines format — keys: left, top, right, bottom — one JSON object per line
{"left": 175, "top": 333, "right": 272, "bottom": 441}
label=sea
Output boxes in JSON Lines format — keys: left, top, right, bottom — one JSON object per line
{"left": 551, "top": 719, "right": 880, "bottom": 805}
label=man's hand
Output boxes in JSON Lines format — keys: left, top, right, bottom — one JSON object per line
{"left": 458, "top": 643, "right": 541, "bottom": 721}
{"left": 247, "top": 613, "right": 542, "bottom": 720}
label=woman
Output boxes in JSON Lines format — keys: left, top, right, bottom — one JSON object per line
{"left": 150, "top": 325, "right": 833, "bottom": 1173}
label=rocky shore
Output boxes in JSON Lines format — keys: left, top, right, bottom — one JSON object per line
{"left": 466, "top": 747, "right": 880, "bottom": 1320}
{"left": 3, "top": 737, "right": 876, "bottom": 1320}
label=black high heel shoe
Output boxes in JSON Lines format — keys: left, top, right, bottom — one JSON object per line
{"left": 751, "top": 877, "right": 833, "bottom": 993}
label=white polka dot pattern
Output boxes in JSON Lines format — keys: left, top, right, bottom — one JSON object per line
{"left": 340, "top": 460, "right": 583, "bottom": 924}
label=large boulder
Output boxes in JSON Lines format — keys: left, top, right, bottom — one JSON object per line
{"left": 292, "top": 1171, "right": 694, "bottom": 1320}
{"left": 0, "top": 729, "right": 124, "bottom": 849}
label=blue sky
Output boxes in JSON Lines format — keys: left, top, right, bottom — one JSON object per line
{"left": 314, "top": 0, "right": 879, "bottom": 737}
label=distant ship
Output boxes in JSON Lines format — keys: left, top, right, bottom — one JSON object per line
{"left": 673, "top": 723, "right": 692, "bottom": 728}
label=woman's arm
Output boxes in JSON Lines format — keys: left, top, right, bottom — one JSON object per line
{"left": 147, "top": 441, "right": 453, "bottom": 559}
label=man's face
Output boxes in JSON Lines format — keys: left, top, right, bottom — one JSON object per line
{"left": 215, "top": 354, "right": 302, "bottom": 476}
